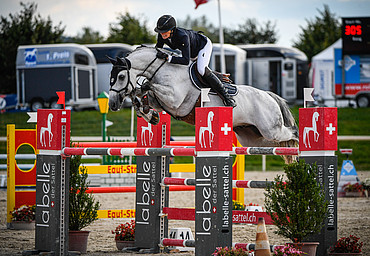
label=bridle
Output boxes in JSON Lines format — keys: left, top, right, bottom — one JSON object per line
{"left": 109, "top": 52, "right": 167, "bottom": 98}
{"left": 109, "top": 58, "right": 135, "bottom": 96}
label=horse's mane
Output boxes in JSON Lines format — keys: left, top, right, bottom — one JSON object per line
{"left": 127, "top": 45, "right": 180, "bottom": 57}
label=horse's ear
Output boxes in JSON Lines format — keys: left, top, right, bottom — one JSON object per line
{"left": 124, "top": 58, "right": 131, "bottom": 70}
{"left": 106, "top": 55, "right": 117, "bottom": 65}
{"left": 116, "top": 57, "right": 131, "bottom": 70}
{"left": 116, "top": 57, "right": 124, "bottom": 66}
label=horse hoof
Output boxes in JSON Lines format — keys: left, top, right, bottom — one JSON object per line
{"left": 149, "top": 111, "right": 160, "bottom": 125}
{"left": 143, "top": 105, "right": 150, "bottom": 114}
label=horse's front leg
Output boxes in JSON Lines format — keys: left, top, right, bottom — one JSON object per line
{"left": 132, "top": 96, "right": 160, "bottom": 125}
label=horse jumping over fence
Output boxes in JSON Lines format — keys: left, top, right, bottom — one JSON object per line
{"left": 108, "top": 46, "right": 299, "bottom": 163}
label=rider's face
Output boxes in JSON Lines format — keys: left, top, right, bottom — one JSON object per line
{"left": 160, "top": 30, "right": 171, "bottom": 39}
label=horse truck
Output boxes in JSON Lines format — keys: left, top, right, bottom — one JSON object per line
{"left": 16, "top": 44, "right": 98, "bottom": 111}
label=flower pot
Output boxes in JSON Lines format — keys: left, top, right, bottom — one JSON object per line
{"left": 11, "top": 220, "right": 35, "bottom": 230}
{"left": 69, "top": 230, "right": 90, "bottom": 254}
{"left": 288, "top": 242, "right": 319, "bottom": 256}
{"left": 345, "top": 191, "right": 363, "bottom": 197}
{"left": 115, "top": 240, "right": 135, "bottom": 250}
{"left": 328, "top": 253, "right": 362, "bottom": 256}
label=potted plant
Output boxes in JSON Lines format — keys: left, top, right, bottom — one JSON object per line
{"left": 10, "top": 204, "right": 36, "bottom": 230}
{"left": 343, "top": 183, "right": 364, "bottom": 197}
{"left": 328, "top": 235, "right": 363, "bottom": 255}
{"left": 273, "top": 244, "right": 305, "bottom": 255}
{"left": 264, "top": 159, "right": 328, "bottom": 256}
{"left": 69, "top": 153, "right": 100, "bottom": 254}
{"left": 112, "top": 220, "right": 136, "bottom": 250}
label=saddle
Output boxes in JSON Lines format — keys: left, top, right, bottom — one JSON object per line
{"left": 189, "top": 62, "right": 238, "bottom": 96}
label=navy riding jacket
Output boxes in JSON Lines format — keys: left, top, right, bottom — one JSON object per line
{"left": 155, "top": 27, "right": 207, "bottom": 65}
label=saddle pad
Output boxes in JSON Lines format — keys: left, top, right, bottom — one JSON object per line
{"left": 189, "top": 62, "right": 238, "bottom": 96}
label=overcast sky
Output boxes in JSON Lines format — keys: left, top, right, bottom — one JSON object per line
{"left": 1, "top": 0, "right": 369, "bottom": 47}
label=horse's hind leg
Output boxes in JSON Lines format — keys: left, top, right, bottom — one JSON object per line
{"left": 234, "top": 126, "right": 281, "bottom": 147}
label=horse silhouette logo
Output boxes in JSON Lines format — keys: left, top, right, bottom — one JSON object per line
{"left": 303, "top": 111, "right": 320, "bottom": 148}
{"left": 141, "top": 122, "right": 154, "bottom": 146}
{"left": 40, "top": 113, "right": 54, "bottom": 147}
{"left": 199, "top": 111, "right": 215, "bottom": 148}
{"left": 24, "top": 48, "right": 37, "bottom": 66}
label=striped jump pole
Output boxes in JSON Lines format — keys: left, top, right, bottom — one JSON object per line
{"left": 162, "top": 177, "right": 273, "bottom": 189}
{"left": 62, "top": 147, "right": 195, "bottom": 157}
{"left": 76, "top": 141, "right": 195, "bottom": 148}
{"left": 62, "top": 146, "right": 298, "bottom": 157}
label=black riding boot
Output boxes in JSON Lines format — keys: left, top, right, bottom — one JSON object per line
{"left": 203, "top": 68, "right": 237, "bottom": 108}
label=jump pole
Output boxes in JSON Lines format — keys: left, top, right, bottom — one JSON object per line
{"left": 299, "top": 107, "right": 338, "bottom": 255}
{"left": 194, "top": 107, "right": 233, "bottom": 255}
{"left": 133, "top": 111, "right": 171, "bottom": 253}
{"left": 31, "top": 109, "right": 71, "bottom": 255}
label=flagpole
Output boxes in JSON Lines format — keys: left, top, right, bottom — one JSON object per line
{"left": 218, "top": 0, "right": 226, "bottom": 74}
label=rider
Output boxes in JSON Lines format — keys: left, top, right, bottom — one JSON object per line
{"left": 154, "top": 14, "right": 236, "bottom": 108}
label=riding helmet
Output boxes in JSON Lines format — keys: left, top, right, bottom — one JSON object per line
{"left": 154, "top": 15, "right": 176, "bottom": 33}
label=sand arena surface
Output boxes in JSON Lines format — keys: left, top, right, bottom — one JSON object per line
{"left": 0, "top": 171, "right": 369, "bottom": 256}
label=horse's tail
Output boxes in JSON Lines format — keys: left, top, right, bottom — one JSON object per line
{"left": 267, "top": 91, "right": 299, "bottom": 164}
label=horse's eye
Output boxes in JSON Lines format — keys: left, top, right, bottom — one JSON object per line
{"left": 118, "top": 74, "right": 125, "bottom": 80}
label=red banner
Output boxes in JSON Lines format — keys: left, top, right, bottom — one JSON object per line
{"left": 194, "top": 0, "right": 208, "bottom": 9}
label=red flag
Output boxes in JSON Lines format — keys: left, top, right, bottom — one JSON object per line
{"left": 194, "top": 0, "right": 208, "bottom": 9}
{"left": 56, "top": 91, "right": 65, "bottom": 109}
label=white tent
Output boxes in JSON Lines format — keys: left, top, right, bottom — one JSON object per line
{"left": 310, "top": 39, "right": 342, "bottom": 102}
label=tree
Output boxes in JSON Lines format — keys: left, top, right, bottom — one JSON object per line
{"left": 179, "top": 16, "right": 278, "bottom": 45}
{"left": 0, "top": 2, "right": 65, "bottom": 94}
{"left": 105, "top": 12, "right": 155, "bottom": 45}
{"left": 71, "top": 27, "right": 104, "bottom": 44}
{"left": 293, "top": 4, "right": 341, "bottom": 62}
{"left": 224, "top": 18, "right": 278, "bottom": 44}
{"left": 179, "top": 15, "right": 218, "bottom": 42}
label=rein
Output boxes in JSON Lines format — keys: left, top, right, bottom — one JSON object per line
{"left": 139, "top": 57, "right": 167, "bottom": 82}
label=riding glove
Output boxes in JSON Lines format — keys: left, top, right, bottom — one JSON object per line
{"left": 156, "top": 51, "right": 168, "bottom": 60}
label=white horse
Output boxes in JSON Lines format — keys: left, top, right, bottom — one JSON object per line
{"left": 40, "top": 113, "right": 53, "bottom": 147}
{"left": 303, "top": 111, "right": 320, "bottom": 148}
{"left": 108, "top": 46, "right": 298, "bottom": 163}
{"left": 199, "top": 111, "right": 215, "bottom": 148}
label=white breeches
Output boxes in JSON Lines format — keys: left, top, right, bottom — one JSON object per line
{"left": 197, "top": 37, "right": 212, "bottom": 76}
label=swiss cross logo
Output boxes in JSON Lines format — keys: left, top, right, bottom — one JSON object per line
{"left": 195, "top": 107, "right": 233, "bottom": 152}
{"left": 299, "top": 107, "right": 337, "bottom": 151}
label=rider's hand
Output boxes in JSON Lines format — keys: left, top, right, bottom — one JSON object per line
{"left": 156, "top": 51, "right": 168, "bottom": 60}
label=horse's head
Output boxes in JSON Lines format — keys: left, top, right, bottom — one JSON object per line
{"left": 107, "top": 56, "right": 134, "bottom": 111}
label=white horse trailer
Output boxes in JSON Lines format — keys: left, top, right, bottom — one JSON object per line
{"left": 210, "top": 44, "right": 247, "bottom": 85}
{"left": 239, "top": 44, "right": 309, "bottom": 103}
{"left": 16, "top": 44, "right": 98, "bottom": 111}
